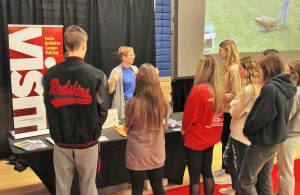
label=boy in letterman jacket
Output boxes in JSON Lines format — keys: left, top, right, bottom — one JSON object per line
{"left": 43, "top": 25, "right": 109, "bottom": 195}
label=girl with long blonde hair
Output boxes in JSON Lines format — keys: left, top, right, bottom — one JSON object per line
{"left": 220, "top": 40, "right": 240, "bottom": 75}
{"left": 124, "top": 63, "right": 168, "bottom": 195}
{"left": 220, "top": 56, "right": 262, "bottom": 195}
{"left": 182, "top": 55, "right": 224, "bottom": 195}
{"left": 216, "top": 40, "right": 241, "bottom": 179}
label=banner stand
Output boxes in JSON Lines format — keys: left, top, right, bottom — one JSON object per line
{"left": 8, "top": 24, "right": 63, "bottom": 139}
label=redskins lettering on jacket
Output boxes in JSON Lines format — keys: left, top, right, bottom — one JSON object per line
{"left": 43, "top": 57, "right": 109, "bottom": 148}
{"left": 49, "top": 79, "right": 92, "bottom": 108}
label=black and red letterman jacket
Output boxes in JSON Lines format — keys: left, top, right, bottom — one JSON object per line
{"left": 43, "top": 57, "right": 109, "bottom": 148}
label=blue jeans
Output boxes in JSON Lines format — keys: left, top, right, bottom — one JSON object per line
{"left": 223, "top": 137, "right": 249, "bottom": 193}
{"left": 238, "top": 144, "right": 277, "bottom": 195}
{"left": 221, "top": 113, "right": 232, "bottom": 170}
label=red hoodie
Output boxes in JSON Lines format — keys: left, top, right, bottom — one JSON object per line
{"left": 182, "top": 84, "right": 223, "bottom": 150}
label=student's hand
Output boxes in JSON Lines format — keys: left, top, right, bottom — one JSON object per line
{"left": 123, "top": 126, "right": 129, "bottom": 134}
{"left": 181, "top": 129, "right": 186, "bottom": 136}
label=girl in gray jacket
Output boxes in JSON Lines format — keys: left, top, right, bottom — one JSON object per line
{"left": 277, "top": 61, "right": 300, "bottom": 195}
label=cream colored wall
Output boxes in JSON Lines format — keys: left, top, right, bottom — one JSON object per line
{"left": 175, "top": 0, "right": 205, "bottom": 78}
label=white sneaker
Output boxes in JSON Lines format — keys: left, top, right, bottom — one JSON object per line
{"left": 214, "top": 173, "right": 232, "bottom": 184}
{"left": 219, "top": 187, "right": 235, "bottom": 194}
{"left": 213, "top": 168, "right": 225, "bottom": 177}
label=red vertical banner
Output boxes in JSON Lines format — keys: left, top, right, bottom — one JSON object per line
{"left": 8, "top": 25, "right": 63, "bottom": 139}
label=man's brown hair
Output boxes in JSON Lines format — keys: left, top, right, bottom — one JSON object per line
{"left": 64, "top": 25, "right": 88, "bottom": 51}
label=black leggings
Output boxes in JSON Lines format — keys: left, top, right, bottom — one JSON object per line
{"left": 185, "top": 146, "right": 214, "bottom": 195}
{"left": 128, "top": 167, "right": 165, "bottom": 195}
{"left": 221, "top": 112, "right": 232, "bottom": 170}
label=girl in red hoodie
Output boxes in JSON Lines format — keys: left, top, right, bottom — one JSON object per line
{"left": 182, "top": 55, "right": 224, "bottom": 195}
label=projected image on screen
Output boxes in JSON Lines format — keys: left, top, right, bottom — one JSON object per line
{"left": 204, "top": 0, "right": 300, "bottom": 54}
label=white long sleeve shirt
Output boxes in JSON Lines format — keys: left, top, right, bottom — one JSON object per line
{"left": 229, "top": 85, "right": 258, "bottom": 145}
